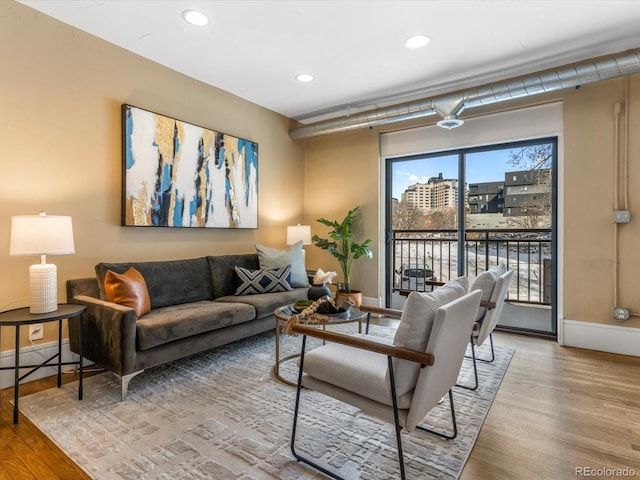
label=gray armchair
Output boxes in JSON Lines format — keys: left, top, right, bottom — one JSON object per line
{"left": 290, "top": 279, "right": 482, "bottom": 480}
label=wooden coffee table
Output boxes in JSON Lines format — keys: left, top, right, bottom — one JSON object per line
{"left": 272, "top": 304, "right": 369, "bottom": 386}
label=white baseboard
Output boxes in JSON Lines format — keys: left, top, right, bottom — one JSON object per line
{"left": 0, "top": 340, "right": 82, "bottom": 390}
{"left": 562, "top": 319, "right": 640, "bottom": 357}
{"left": 361, "top": 295, "right": 380, "bottom": 308}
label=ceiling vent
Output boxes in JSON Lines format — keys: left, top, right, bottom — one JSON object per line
{"left": 436, "top": 116, "right": 464, "bottom": 129}
{"left": 289, "top": 48, "right": 640, "bottom": 140}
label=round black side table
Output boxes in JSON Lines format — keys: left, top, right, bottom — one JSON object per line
{"left": 0, "top": 303, "right": 86, "bottom": 424}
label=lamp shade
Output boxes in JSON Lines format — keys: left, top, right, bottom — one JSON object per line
{"left": 9, "top": 213, "right": 75, "bottom": 314}
{"left": 10, "top": 214, "right": 75, "bottom": 256}
{"left": 287, "top": 224, "right": 311, "bottom": 245}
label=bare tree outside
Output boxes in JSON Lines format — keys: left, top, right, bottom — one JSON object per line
{"left": 425, "top": 207, "right": 457, "bottom": 230}
{"left": 392, "top": 199, "right": 427, "bottom": 230}
{"left": 507, "top": 144, "right": 553, "bottom": 228}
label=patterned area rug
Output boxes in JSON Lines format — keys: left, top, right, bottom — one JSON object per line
{"left": 20, "top": 324, "right": 513, "bottom": 480}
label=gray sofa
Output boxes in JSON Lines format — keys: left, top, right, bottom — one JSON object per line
{"left": 66, "top": 254, "right": 308, "bottom": 400}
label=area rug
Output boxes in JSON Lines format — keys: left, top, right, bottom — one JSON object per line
{"left": 19, "top": 325, "right": 513, "bottom": 480}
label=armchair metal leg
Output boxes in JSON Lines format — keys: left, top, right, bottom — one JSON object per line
{"left": 458, "top": 332, "right": 497, "bottom": 390}
{"left": 291, "top": 336, "right": 346, "bottom": 480}
{"left": 388, "top": 356, "right": 407, "bottom": 480}
{"left": 291, "top": 345, "right": 459, "bottom": 478}
{"left": 456, "top": 337, "right": 479, "bottom": 391}
{"left": 475, "top": 333, "right": 496, "bottom": 363}
{"left": 291, "top": 342, "right": 408, "bottom": 480}
{"left": 466, "top": 333, "right": 496, "bottom": 363}
{"left": 416, "top": 389, "right": 458, "bottom": 440}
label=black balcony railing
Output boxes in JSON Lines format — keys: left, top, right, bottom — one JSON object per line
{"left": 392, "top": 228, "right": 552, "bottom": 305}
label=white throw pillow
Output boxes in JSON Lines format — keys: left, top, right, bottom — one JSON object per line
{"left": 470, "top": 270, "right": 498, "bottom": 321}
{"left": 255, "top": 241, "right": 309, "bottom": 288}
{"left": 491, "top": 262, "right": 507, "bottom": 277}
{"left": 394, "top": 276, "right": 469, "bottom": 351}
{"left": 470, "top": 263, "right": 507, "bottom": 321}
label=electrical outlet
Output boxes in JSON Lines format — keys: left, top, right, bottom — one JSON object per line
{"left": 29, "top": 323, "right": 44, "bottom": 341}
{"left": 613, "top": 307, "right": 630, "bottom": 321}
{"left": 613, "top": 210, "right": 631, "bottom": 223}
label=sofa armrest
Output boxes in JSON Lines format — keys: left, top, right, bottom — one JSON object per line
{"left": 68, "top": 294, "right": 138, "bottom": 377}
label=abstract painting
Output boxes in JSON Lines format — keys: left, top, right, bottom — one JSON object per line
{"left": 121, "top": 104, "right": 258, "bottom": 228}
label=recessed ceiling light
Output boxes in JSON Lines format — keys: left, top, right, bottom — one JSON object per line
{"left": 296, "top": 73, "right": 314, "bottom": 83}
{"left": 404, "top": 34, "right": 431, "bottom": 49}
{"left": 182, "top": 10, "right": 209, "bottom": 26}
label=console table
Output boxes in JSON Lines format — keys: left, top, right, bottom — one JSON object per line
{"left": 0, "top": 304, "right": 85, "bottom": 424}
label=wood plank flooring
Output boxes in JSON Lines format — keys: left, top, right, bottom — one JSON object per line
{"left": 1, "top": 332, "right": 639, "bottom": 479}
{"left": 461, "top": 333, "right": 640, "bottom": 480}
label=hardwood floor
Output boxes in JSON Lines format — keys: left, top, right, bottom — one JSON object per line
{"left": 0, "top": 370, "right": 100, "bottom": 480}
{"left": 461, "top": 333, "right": 640, "bottom": 480}
{"left": 1, "top": 332, "right": 639, "bottom": 479}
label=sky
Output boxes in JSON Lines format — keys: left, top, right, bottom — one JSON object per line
{"left": 391, "top": 148, "right": 531, "bottom": 199}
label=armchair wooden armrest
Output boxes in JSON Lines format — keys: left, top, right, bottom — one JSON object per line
{"left": 358, "top": 305, "right": 403, "bottom": 319}
{"left": 291, "top": 324, "right": 434, "bottom": 366}
{"left": 358, "top": 298, "right": 493, "bottom": 322}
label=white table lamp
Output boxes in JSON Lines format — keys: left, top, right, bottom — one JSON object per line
{"left": 10, "top": 212, "right": 75, "bottom": 314}
{"left": 287, "top": 224, "right": 312, "bottom": 264}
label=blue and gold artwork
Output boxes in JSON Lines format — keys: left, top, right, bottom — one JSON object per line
{"left": 122, "top": 104, "right": 258, "bottom": 228}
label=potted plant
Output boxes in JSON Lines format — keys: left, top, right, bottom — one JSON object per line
{"left": 312, "top": 206, "right": 373, "bottom": 305}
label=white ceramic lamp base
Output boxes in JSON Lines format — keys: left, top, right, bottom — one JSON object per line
{"left": 29, "top": 263, "right": 58, "bottom": 314}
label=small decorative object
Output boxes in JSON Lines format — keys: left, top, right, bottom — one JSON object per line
{"left": 283, "top": 296, "right": 350, "bottom": 335}
{"left": 307, "top": 268, "right": 337, "bottom": 301}
{"left": 307, "top": 283, "right": 331, "bottom": 301}
{"left": 313, "top": 268, "right": 338, "bottom": 285}
{"left": 292, "top": 300, "right": 314, "bottom": 312}
{"left": 313, "top": 206, "right": 372, "bottom": 304}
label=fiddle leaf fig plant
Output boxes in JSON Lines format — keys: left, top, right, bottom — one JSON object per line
{"left": 312, "top": 206, "right": 373, "bottom": 293}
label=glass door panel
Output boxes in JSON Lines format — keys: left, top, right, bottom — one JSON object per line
{"left": 465, "top": 142, "right": 555, "bottom": 335}
{"left": 386, "top": 138, "right": 557, "bottom": 337}
{"left": 388, "top": 153, "right": 459, "bottom": 309}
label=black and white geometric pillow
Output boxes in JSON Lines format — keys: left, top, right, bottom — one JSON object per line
{"left": 234, "top": 265, "right": 293, "bottom": 295}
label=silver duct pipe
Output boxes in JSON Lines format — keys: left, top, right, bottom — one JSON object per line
{"left": 289, "top": 48, "right": 640, "bottom": 140}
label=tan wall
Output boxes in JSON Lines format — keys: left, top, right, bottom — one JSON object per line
{"left": 563, "top": 76, "right": 640, "bottom": 327}
{"left": 304, "top": 128, "right": 380, "bottom": 298}
{"left": 305, "top": 76, "right": 640, "bottom": 330}
{"left": 0, "top": 2, "right": 305, "bottom": 351}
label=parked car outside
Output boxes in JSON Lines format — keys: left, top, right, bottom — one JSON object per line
{"left": 397, "top": 263, "right": 435, "bottom": 291}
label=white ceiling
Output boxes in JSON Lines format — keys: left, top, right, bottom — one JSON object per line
{"left": 18, "top": 0, "right": 640, "bottom": 124}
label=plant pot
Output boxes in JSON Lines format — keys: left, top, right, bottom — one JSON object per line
{"left": 307, "top": 283, "right": 331, "bottom": 301}
{"left": 335, "top": 289, "right": 363, "bottom": 307}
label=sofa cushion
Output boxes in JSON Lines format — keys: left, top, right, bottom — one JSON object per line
{"left": 208, "top": 254, "right": 260, "bottom": 299}
{"left": 136, "top": 301, "right": 256, "bottom": 351}
{"left": 302, "top": 333, "right": 413, "bottom": 409}
{"left": 234, "top": 265, "right": 292, "bottom": 295}
{"left": 96, "top": 257, "right": 213, "bottom": 309}
{"left": 216, "top": 288, "right": 308, "bottom": 320}
{"left": 103, "top": 267, "right": 151, "bottom": 319}
{"left": 256, "top": 241, "right": 309, "bottom": 288}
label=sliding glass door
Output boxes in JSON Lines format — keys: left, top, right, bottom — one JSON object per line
{"left": 386, "top": 138, "right": 557, "bottom": 337}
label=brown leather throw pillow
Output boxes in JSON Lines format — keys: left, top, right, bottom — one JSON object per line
{"left": 104, "top": 267, "right": 151, "bottom": 318}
